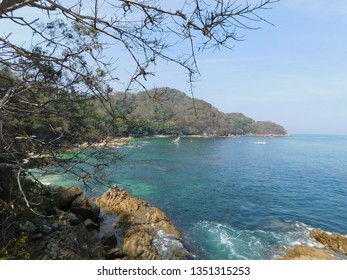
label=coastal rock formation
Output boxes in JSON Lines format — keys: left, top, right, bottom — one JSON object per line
{"left": 94, "top": 186, "right": 190, "bottom": 260}
{"left": 310, "top": 229, "right": 347, "bottom": 255}
{"left": 23, "top": 185, "right": 188, "bottom": 260}
{"left": 56, "top": 186, "right": 83, "bottom": 210}
{"left": 28, "top": 212, "right": 105, "bottom": 259}
{"left": 280, "top": 246, "right": 334, "bottom": 260}
{"left": 70, "top": 195, "right": 100, "bottom": 222}
{"left": 25, "top": 186, "right": 109, "bottom": 259}
{"left": 280, "top": 229, "right": 347, "bottom": 260}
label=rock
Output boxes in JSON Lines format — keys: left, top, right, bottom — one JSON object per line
{"left": 280, "top": 229, "right": 347, "bottom": 260}
{"left": 22, "top": 221, "right": 37, "bottom": 234}
{"left": 310, "top": 229, "right": 347, "bottom": 255}
{"left": 122, "top": 230, "right": 159, "bottom": 260}
{"left": 28, "top": 222, "right": 105, "bottom": 260}
{"left": 280, "top": 246, "right": 334, "bottom": 260}
{"left": 105, "top": 248, "right": 125, "bottom": 259}
{"left": 40, "top": 224, "right": 52, "bottom": 235}
{"left": 94, "top": 186, "right": 190, "bottom": 260}
{"left": 66, "top": 212, "right": 80, "bottom": 225}
{"left": 84, "top": 219, "right": 99, "bottom": 230}
{"left": 50, "top": 222, "right": 59, "bottom": 232}
{"left": 21, "top": 183, "right": 189, "bottom": 260}
{"left": 70, "top": 196, "right": 100, "bottom": 222}
{"left": 56, "top": 186, "right": 83, "bottom": 210}
{"left": 32, "top": 233, "right": 44, "bottom": 240}
{"left": 101, "top": 232, "right": 117, "bottom": 247}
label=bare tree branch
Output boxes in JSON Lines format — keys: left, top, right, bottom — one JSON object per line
{"left": 0, "top": 0, "right": 277, "bottom": 213}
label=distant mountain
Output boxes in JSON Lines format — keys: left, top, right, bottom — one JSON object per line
{"left": 109, "top": 87, "right": 287, "bottom": 137}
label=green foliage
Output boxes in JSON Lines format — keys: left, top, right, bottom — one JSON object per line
{"left": 250, "top": 121, "right": 287, "bottom": 135}
{"left": 0, "top": 169, "right": 30, "bottom": 260}
{"left": 104, "top": 88, "right": 287, "bottom": 137}
{"left": 0, "top": 67, "right": 112, "bottom": 156}
{"left": 0, "top": 225, "right": 30, "bottom": 260}
{"left": 0, "top": 170, "right": 61, "bottom": 259}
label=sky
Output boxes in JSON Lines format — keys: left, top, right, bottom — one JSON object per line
{"left": 150, "top": 0, "right": 347, "bottom": 135}
{"left": 1, "top": 0, "right": 347, "bottom": 134}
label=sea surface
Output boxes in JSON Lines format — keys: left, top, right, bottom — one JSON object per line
{"left": 37, "top": 135, "right": 347, "bottom": 259}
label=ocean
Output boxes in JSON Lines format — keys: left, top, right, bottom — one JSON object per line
{"left": 37, "top": 135, "right": 347, "bottom": 259}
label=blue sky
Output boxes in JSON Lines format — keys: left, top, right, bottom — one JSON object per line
{"left": 150, "top": 0, "right": 347, "bottom": 134}
{"left": 1, "top": 0, "right": 346, "bottom": 134}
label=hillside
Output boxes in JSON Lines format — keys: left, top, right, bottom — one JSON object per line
{"left": 108, "top": 88, "right": 287, "bottom": 137}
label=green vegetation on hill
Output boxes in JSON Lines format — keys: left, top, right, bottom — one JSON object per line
{"left": 107, "top": 87, "right": 287, "bottom": 137}
{"left": 1, "top": 68, "right": 286, "bottom": 161}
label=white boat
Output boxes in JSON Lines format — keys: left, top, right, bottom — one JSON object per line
{"left": 172, "top": 137, "right": 180, "bottom": 144}
{"left": 252, "top": 141, "right": 266, "bottom": 145}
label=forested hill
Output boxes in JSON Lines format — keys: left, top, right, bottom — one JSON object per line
{"left": 109, "top": 88, "right": 287, "bottom": 137}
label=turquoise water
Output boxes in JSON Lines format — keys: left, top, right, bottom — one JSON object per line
{"left": 37, "top": 135, "right": 347, "bottom": 259}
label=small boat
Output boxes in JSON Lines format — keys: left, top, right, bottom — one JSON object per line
{"left": 172, "top": 137, "right": 180, "bottom": 144}
{"left": 252, "top": 141, "right": 266, "bottom": 145}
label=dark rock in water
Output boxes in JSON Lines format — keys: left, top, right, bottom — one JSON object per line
{"left": 56, "top": 186, "right": 83, "bottom": 210}
{"left": 70, "top": 196, "right": 100, "bottom": 222}
{"left": 84, "top": 218, "right": 99, "bottom": 230}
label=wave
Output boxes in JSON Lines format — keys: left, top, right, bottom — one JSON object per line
{"left": 187, "top": 220, "right": 322, "bottom": 260}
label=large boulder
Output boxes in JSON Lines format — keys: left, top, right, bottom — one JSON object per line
{"left": 56, "top": 186, "right": 83, "bottom": 210}
{"left": 94, "top": 186, "right": 190, "bottom": 260}
{"left": 280, "top": 229, "right": 347, "bottom": 260}
{"left": 70, "top": 196, "right": 100, "bottom": 222}
{"left": 310, "top": 229, "right": 347, "bottom": 255}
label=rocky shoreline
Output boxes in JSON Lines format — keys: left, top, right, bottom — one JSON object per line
{"left": 280, "top": 229, "right": 347, "bottom": 260}
{"left": 18, "top": 184, "right": 346, "bottom": 260}
{"left": 23, "top": 185, "right": 190, "bottom": 260}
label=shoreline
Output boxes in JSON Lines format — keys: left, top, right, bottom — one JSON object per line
{"left": 5, "top": 181, "right": 347, "bottom": 260}
{"left": 68, "top": 134, "right": 290, "bottom": 150}
{"left": 279, "top": 229, "right": 347, "bottom": 260}
{"left": 21, "top": 184, "right": 190, "bottom": 260}
{"left": 93, "top": 186, "right": 190, "bottom": 260}
{"left": 143, "top": 133, "right": 290, "bottom": 139}
{"left": 19, "top": 137, "right": 347, "bottom": 260}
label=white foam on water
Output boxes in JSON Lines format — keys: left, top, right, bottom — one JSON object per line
{"left": 189, "top": 220, "right": 324, "bottom": 260}
{"left": 152, "top": 229, "right": 186, "bottom": 260}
